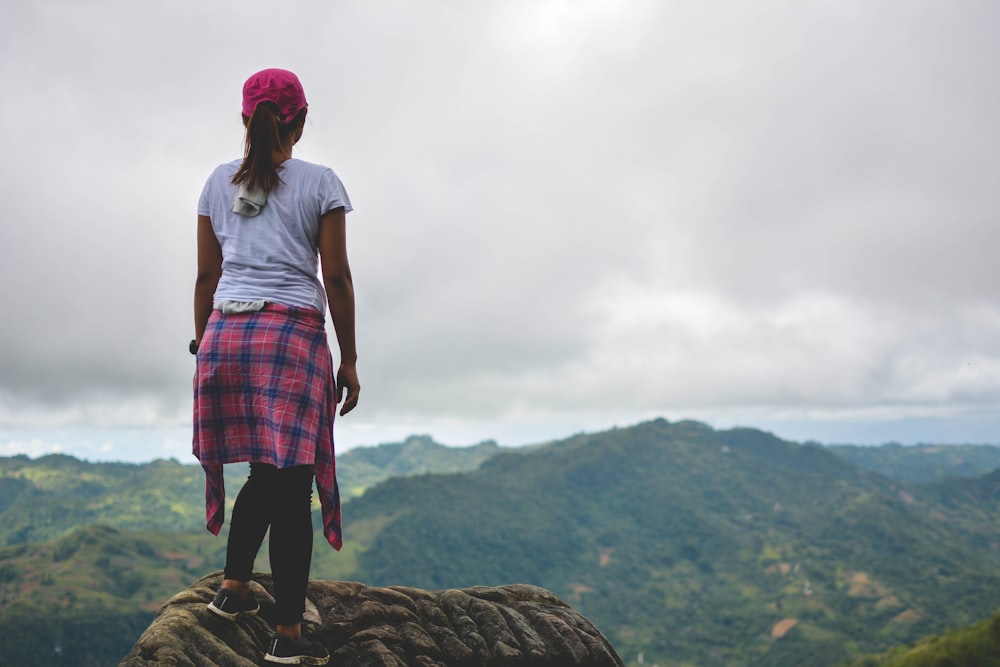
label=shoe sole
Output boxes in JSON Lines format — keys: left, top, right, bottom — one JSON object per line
{"left": 263, "top": 653, "right": 329, "bottom": 665}
{"left": 207, "top": 600, "right": 260, "bottom": 621}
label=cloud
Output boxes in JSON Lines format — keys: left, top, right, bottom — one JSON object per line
{"left": 1, "top": 0, "right": 998, "bottom": 452}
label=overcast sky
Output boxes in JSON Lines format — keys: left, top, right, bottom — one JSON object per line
{"left": 1, "top": 0, "right": 998, "bottom": 461}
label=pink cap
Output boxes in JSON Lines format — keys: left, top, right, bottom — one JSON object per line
{"left": 241, "top": 68, "right": 308, "bottom": 123}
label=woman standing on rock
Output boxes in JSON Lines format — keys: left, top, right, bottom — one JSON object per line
{"left": 191, "top": 68, "right": 359, "bottom": 666}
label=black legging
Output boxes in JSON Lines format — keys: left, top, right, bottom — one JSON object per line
{"left": 224, "top": 462, "right": 315, "bottom": 626}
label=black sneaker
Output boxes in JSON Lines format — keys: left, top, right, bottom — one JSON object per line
{"left": 264, "top": 633, "right": 330, "bottom": 665}
{"left": 207, "top": 587, "right": 260, "bottom": 620}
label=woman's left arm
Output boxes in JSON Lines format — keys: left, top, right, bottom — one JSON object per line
{"left": 318, "top": 207, "right": 359, "bottom": 415}
{"left": 193, "top": 214, "right": 223, "bottom": 345}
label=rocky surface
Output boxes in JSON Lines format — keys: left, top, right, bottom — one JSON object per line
{"left": 120, "top": 572, "right": 625, "bottom": 666}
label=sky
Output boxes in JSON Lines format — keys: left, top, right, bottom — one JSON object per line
{"left": 1, "top": 1, "right": 998, "bottom": 462}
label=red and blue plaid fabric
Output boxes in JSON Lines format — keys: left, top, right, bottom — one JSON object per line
{"left": 193, "top": 303, "right": 342, "bottom": 550}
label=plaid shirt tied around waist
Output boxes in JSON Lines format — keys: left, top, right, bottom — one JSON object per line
{"left": 193, "top": 303, "right": 342, "bottom": 550}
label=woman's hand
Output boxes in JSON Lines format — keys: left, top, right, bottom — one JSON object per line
{"left": 336, "top": 362, "right": 360, "bottom": 416}
{"left": 320, "top": 207, "right": 359, "bottom": 417}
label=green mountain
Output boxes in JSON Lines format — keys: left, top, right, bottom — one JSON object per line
{"left": 0, "top": 437, "right": 503, "bottom": 666}
{"left": 826, "top": 443, "right": 1000, "bottom": 482}
{"left": 0, "top": 435, "right": 500, "bottom": 547}
{"left": 335, "top": 434, "right": 502, "bottom": 498}
{"left": 4, "top": 421, "right": 1000, "bottom": 667}
{"left": 0, "top": 524, "right": 225, "bottom": 666}
{"left": 340, "top": 420, "right": 1000, "bottom": 666}
{"left": 0, "top": 455, "right": 204, "bottom": 546}
{"left": 848, "top": 610, "right": 1000, "bottom": 667}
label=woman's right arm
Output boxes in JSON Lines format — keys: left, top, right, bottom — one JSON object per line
{"left": 193, "top": 214, "right": 223, "bottom": 345}
{"left": 318, "top": 207, "right": 360, "bottom": 416}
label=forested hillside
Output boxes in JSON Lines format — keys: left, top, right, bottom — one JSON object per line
{"left": 0, "top": 436, "right": 504, "bottom": 665}
{"left": 848, "top": 610, "right": 1000, "bottom": 667}
{"left": 336, "top": 434, "right": 502, "bottom": 497}
{"left": 343, "top": 420, "right": 1000, "bottom": 666}
{"left": 0, "top": 435, "right": 500, "bottom": 547}
{"left": 827, "top": 443, "right": 1000, "bottom": 482}
{"left": 3, "top": 420, "right": 1000, "bottom": 666}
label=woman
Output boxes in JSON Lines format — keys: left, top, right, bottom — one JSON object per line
{"left": 192, "top": 68, "right": 358, "bottom": 666}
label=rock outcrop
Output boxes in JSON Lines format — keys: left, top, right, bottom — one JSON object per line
{"left": 120, "top": 572, "right": 625, "bottom": 666}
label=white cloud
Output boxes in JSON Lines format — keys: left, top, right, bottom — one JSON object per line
{"left": 0, "top": 0, "right": 998, "bottom": 456}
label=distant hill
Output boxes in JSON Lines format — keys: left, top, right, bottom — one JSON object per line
{"left": 826, "top": 443, "right": 1000, "bottom": 482}
{"left": 0, "top": 455, "right": 204, "bottom": 546}
{"left": 0, "top": 524, "right": 225, "bottom": 665}
{"left": 848, "top": 609, "right": 1000, "bottom": 667}
{"left": 342, "top": 420, "right": 1000, "bottom": 667}
{"left": 0, "top": 435, "right": 501, "bottom": 547}
{"left": 0, "top": 437, "right": 505, "bottom": 666}
{"left": 5, "top": 420, "right": 1000, "bottom": 666}
{"left": 336, "top": 434, "right": 502, "bottom": 498}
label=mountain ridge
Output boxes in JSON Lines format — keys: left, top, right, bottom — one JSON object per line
{"left": 3, "top": 419, "right": 1000, "bottom": 666}
{"left": 340, "top": 419, "right": 1000, "bottom": 665}
{"left": 0, "top": 435, "right": 502, "bottom": 548}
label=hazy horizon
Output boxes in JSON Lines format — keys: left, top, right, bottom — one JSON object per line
{"left": 3, "top": 413, "right": 999, "bottom": 465}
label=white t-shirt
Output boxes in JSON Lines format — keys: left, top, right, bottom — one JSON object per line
{"left": 198, "top": 158, "right": 353, "bottom": 314}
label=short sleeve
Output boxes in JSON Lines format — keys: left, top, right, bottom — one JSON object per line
{"left": 320, "top": 168, "right": 353, "bottom": 216}
{"left": 197, "top": 173, "right": 213, "bottom": 216}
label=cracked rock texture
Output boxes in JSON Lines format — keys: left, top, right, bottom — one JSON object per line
{"left": 120, "top": 572, "right": 625, "bottom": 666}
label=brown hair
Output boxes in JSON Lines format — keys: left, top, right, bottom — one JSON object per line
{"left": 231, "top": 102, "right": 307, "bottom": 193}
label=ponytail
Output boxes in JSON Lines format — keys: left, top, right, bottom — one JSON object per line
{"left": 231, "top": 103, "right": 306, "bottom": 193}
